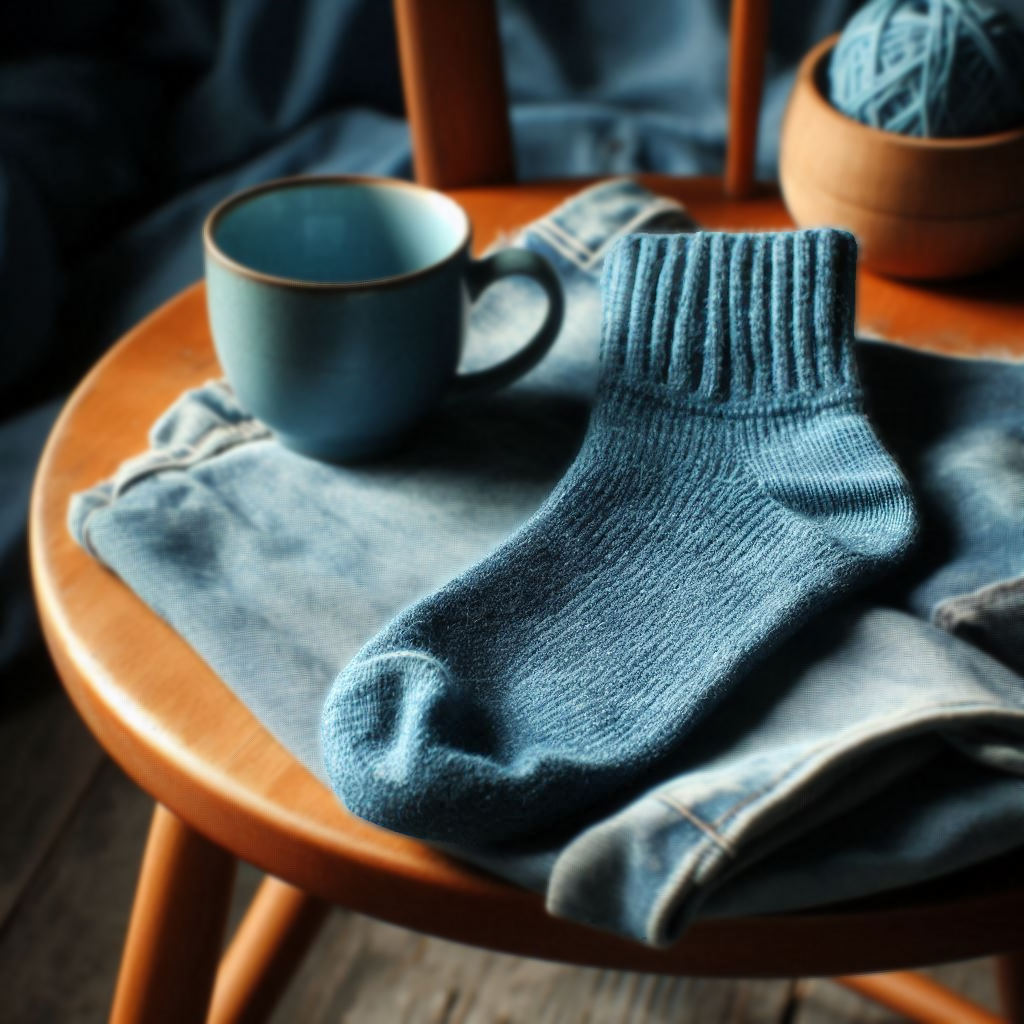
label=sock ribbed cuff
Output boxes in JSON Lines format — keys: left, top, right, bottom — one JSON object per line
{"left": 600, "top": 229, "right": 859, "bottom": 405}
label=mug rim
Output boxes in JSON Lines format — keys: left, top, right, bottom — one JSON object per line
{"left": 203, "top": 174, "right": 473, "bottom": 291}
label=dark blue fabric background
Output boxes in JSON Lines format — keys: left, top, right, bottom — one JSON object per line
{"left": 5, "top": 0, "right": 1019, "bottom": 687}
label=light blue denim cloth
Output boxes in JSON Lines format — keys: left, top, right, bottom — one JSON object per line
{"left": 70, "top": 180, "right": 694, "bottom": 779}
{"left": 69, "top": 180, "right": 1024, "bottom": 945}
{"left": 538, "top": 604, "right": 1024, "bottom": 944}
{"left": 435, "top": 337, "right": 1024, "bottom": 945}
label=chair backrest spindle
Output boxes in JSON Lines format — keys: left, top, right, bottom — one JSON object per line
{"left": 726, "top": 0, "right": 770, "bottom": 197}
{"left": 394, "top": 0, "right": 517, "bottom": 189}
{"left": 393, "top": 0, "right": 770, "bottom": 194}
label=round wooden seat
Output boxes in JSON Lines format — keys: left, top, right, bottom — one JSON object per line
{"left": 30, "top": 179, "right": 1024, "bottom": 1021}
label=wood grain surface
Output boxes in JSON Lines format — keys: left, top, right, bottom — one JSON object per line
{"left": 29, "top": 179, "right": 1024, "bottom": 979}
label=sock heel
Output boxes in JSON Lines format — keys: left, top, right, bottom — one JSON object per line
{"left": 749, "top": 412, "right": 918, "bottom": 563}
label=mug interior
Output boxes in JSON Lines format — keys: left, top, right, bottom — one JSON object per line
{"left": 211, "top": 181, "right": 468, "bottom": 284}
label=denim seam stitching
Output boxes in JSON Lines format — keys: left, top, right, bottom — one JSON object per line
{"left": 643, "top": 826, "right": 735, "bottom": 947}
{"left": 654, "top": 792, "right": 738, "bottom": 855}
{"left": 933, "top": 573, "right": 1024, "bottom": 626}
{"left": 528, "top": 223, "right": 592, "bottom": 269}
{"left": 536, "top": 219, "right": 594, "bottom": 261}
{"left": 528, "top": 193, "right": 689, "bottom": 271}
{"left": 76, "top": 497, "right": 110, "bottom": 561}
{"left": 584, "top": 199, "right": 690, "bottom": 267}
{"left": 550, "top": 837, "right": 716, "bottom": 941}
{"left": 639, "top": 701, "right": 1024, "bottom": 945}
{"left": 707, "top": 699, "right": 1024, "bottom": 835}
{"left": 110, "top": 418, "right": 270, "bottom": 499}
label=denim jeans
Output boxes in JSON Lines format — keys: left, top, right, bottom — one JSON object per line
{"left": 71, "top": 180, "right": 692, "bottom": 779}
{"left": 70, "top": 180, "right": 1024, "bottom": 946}
{"left": 522, "top": 340, "right": 1024, "bottom": 944}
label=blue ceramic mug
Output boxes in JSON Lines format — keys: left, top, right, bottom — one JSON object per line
{"left": 204, "top": 176, "right": 564, "bottom": 461}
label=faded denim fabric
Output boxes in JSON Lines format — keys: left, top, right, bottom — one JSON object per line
{"left": 517, "top": 341, "right": 1024, "bottom": 945}
{"left": 69, "top": 181, "right": 1024, "bottom": 945}
{"left": 539, "top": 605, "right": 1024, "bottom": 944}
{"left": 70, "top": 180, "right": 693, "bottom": 780}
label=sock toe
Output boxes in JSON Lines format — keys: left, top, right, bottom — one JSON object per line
{"left": 322, "top": 650, "right": 504, "bottom": 842}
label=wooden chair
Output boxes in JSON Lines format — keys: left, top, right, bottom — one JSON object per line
{"left": 29, "top": 0, "right": 1024, "bottom": 1021}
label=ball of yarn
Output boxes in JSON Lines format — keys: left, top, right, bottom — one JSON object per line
{"left": 830, "top": 0, "right": 1024, "bottom": 137}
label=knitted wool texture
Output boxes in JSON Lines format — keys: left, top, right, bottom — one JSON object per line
{"left": 321, "top": 229, "right": 919, "bottom": 845}
{"left": 830, "top": 0, "right": 1024, "bottom": 138}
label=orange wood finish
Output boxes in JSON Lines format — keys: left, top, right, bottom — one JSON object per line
{"left": 726, "top": 0, "right": 770, "bottom": 198}
{"left": 836, "top": 971, "right": 1005, "bottom": 1024}
{"left": 30, "top": 180, "right": 1024, "bottom": 989}
{"left": 394, "top": 0, "right": 516, "bottom": 189}
{"left": 998, "top": 952, "right": 1024, "bottom": 1024}
{"left": 780, "top": 37, "right": 1024, "bottom": 279}
{"left": 109, "top": 806, "right": 236, "bottom": 1024}
{"left": 208, "top": 877, "right": 331, "bottom": 1024}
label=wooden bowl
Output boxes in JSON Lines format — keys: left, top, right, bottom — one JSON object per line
{"left": 779, "top": 35, "right": 1024, "bottom": 279}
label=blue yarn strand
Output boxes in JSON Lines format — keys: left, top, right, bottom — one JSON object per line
{"left": 830, "top": 0, "right": 1024, "bottom": 137}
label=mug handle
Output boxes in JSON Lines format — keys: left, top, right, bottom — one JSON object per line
{"left": 445, "top": 248, "right": 565, "bottom": 401}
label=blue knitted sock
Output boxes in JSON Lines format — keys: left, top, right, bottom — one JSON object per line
{"left": 321, "top": 229, "right": 918, "bottom": 845}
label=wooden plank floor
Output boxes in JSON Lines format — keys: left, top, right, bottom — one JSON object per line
{"left": 0, "top": 660, "right": 1003, "bottom": 1024}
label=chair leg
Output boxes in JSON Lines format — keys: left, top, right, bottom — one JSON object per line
{"left": 834, "top": 971, "right": 1004, "bottom": 1024}
{"left": 111, "top": 805, "right": 237, "bottom": 1024}
{"left": 997, "top": 950, "right": 1024, "bottom": 1024}
{"left": 207, "top": 876, "right": 331, "bottom": 1024}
